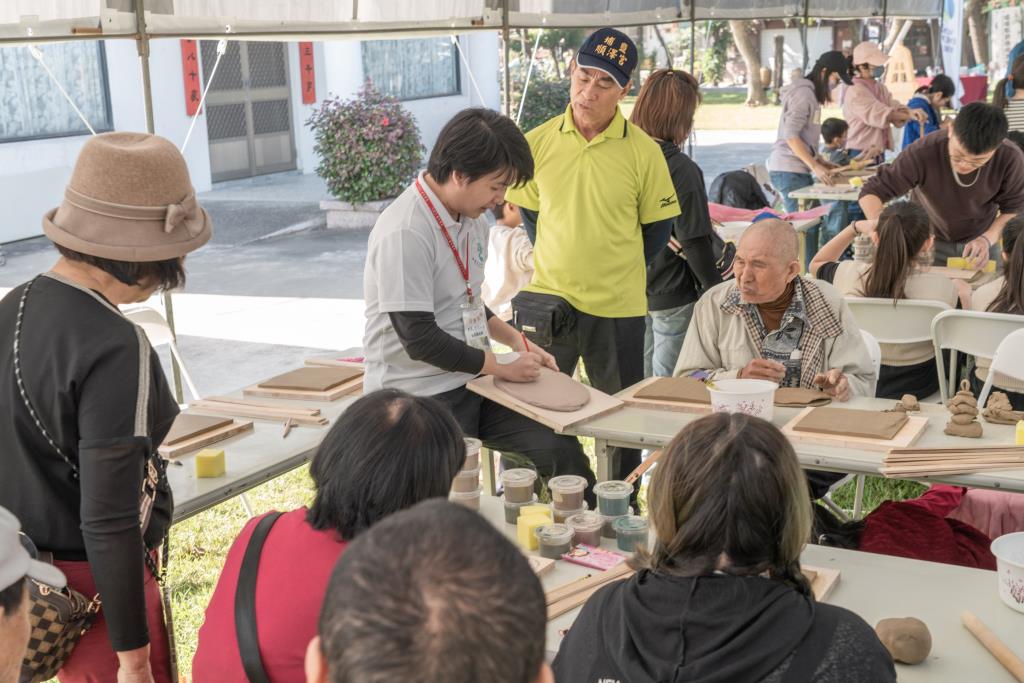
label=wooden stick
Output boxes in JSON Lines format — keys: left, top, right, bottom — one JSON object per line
{"left": 883, "top": 463, "right": 1024, "bottom": 477}
{"left": 543, "top": 574, "right": 591, "bottom": 605}
{"left": 884, "top": 453, "right": 1024, "bottom": 463}
{"left": 888, "top": 446, "right": 1024, "bottom": 456}
{"left": 282, "top": 418, "right": 296, "bottom": 439}
{"left": 962, "top": 611, "right": 1024, "bottom": 682}
{"left": 202, "top": 396, "right": 321, "bottom": 416}
{"left": 548, "top": 578, "right": 632, "bottom": 620}
{"left": 625, "top": 450, "right": 661, "bottom": 485}
{"left": 544, "top": 563, "right": 632, "bottom": 606}
{"left": 190, "top": 401, "right": 328, "bottom": 426}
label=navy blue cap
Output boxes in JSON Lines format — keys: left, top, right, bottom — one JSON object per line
{"left": 576, "top": 28, "right": 637, "bottom": 89}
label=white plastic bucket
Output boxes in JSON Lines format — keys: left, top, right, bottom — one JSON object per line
{"left": 706, "top": 379, "right": 777, "bottom": 421}
{"left": 991, "top": 531, "right": 1024, "bottom": 613}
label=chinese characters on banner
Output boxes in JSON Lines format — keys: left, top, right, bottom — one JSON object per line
{"left": 940, "top": 0, "right": 963, "bottom": 107}
{"left": 299, "top": 42, "right": 316, "bottom": 104}
{"left": 180, "top": 39, "right": 201, "bottom": 116}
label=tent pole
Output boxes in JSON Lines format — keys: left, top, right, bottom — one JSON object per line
{"left": 503, "top": 1, "right": 512, "bottom": 117}
{"left": 802, "top": 0, "right": 810, "bottom": 72}
{"left": 688, "top": 2, "right": 696, "bottom": 158}
{"left": 135, "top": 0, "right": 185, "bottom": 406}
{"left": 880, "top": 0, "right": 889, "bottom": 45}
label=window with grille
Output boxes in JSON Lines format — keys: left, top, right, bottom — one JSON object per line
{"left": 0, "top": 42, "right": 112, "bottom": 142}
{"left": 361, "top": 37, "right": 461, "bottom": 101}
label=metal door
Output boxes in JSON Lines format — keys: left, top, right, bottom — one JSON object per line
{"left": 202, "top": 41, "right": 297, "bottom": 182}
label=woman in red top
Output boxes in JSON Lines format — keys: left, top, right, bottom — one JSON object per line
{"left": 191, "top": 389, "right": 465, "bottom": 682}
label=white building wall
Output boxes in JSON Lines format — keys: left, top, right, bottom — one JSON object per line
{"left": 0, "top": 32, "right": 500, "bottom": 243}
{"left": 760, "top": 27, "right": 834, "bottom": 84}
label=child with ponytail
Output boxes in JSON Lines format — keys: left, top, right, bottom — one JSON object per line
{"left": 811, "top": 202, "right": 964, "bottom": 399}
{"left": 971, "top": 216, "right": 1024, "bottom": 408}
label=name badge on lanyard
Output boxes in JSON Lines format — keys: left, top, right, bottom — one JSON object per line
{"left": 416, "top": 179, "right": 490, "bottom": 351}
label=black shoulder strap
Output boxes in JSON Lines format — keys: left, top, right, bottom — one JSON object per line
{"left": 235, "top": 511, "right": 283, "bottom": 683}
{"left": 781, "top": 602, "right": 840, "bottom": 683}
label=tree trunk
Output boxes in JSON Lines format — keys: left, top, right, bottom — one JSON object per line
{"left": 882, "top": 19, "right": 907, "bottom": 53}
{"left": 965, "top": 0, "right": 989, "bottom": 68}
{"left": 729, "top": 20, "right": 766, "bottom": 105}
{"left": 654, "top": 25, "right": 673, "bottom": 68}
{"left": 930, "top": 18, "right": 942, "bottom": 72}
{"left": 551, "top": 49, "right": 561, "bottom": 79}
{"left": 773, "top": 34, "right": 785, "bottom": 105}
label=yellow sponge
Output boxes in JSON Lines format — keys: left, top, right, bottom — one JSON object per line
{"left": 849, "top": 176, "right": 865, "bottom": 187}
{"left": 520, "top": 504, "right": 553, "bottom": 521}
{"left": 517, "top": 514, "right": 551, "bottom": 551}
{"left": 946, "top": 257, "right": 996, "bottom": 272}
{"left": 194, "top": 449, "right": 225, "bottom": 478}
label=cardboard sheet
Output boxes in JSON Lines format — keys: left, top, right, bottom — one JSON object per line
{"left": 258, "top": 366, "right": 363, "bottom": 392}
{"left": 792, "top": 407, "right": 908, "bottom": 440}
{"left": 633, "top": 376, "right": 711, "bottom": 404}
{"left": 774, "top": 387, "right": 832, "bottom": 408}
{"left": 163, "top": 413, "right": 233, "bottom": 446}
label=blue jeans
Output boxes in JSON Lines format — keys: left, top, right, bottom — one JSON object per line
{"left": 770, "top": 171, "right": 816, "bottom": 269}
{"left": 643, "top": 302, "right": 695, "bottom": 378}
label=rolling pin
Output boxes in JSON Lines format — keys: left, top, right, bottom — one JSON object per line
{"left": 961, "top": 611, "right": 1024, "bottom": 681}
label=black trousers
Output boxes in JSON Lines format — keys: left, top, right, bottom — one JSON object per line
{"left": 542, "top": 307, "right": 646, "bottom": 491}
{"left": 434, "top": 385, "right": 597, "bottom": 507}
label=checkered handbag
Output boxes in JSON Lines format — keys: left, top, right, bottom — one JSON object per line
{"left": 18, "top": 533, "right": 100, "bottom": 683}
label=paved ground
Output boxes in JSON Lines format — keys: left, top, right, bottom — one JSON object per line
{"left": 0, "top": 131, "right": 775, "bottom": 394}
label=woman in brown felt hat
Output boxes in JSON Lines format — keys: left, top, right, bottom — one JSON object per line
{"left": 0, "top": 132, "right": 211, "bottom": 683}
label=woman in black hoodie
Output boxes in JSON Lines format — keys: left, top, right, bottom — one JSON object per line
{"left": 631, "top": 69, "right": 722, "bottom": 377}
{"left": 552, "top": 413, "right": 896, "bottom": 683}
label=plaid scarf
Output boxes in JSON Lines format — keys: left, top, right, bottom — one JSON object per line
{"left": 721, "top": 278, "right": 845, "bottom": 389}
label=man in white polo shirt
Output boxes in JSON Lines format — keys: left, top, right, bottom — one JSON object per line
{"left": 363, "top": 108, "right": 596, "bottom": 500}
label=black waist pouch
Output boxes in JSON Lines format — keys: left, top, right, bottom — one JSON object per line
{"left": 511, "top": 291, "right": 577, "bottom": 347}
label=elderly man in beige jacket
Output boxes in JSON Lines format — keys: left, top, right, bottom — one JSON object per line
{"left": 674, "top": 218, "right": 876, "bottom": 401}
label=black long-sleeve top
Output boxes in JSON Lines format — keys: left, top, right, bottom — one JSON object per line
{"left": 0, "top": 273, "right": 178, "bottom": 651}
{"left": 646, "top": 140, "right": 723, "bottom": 311}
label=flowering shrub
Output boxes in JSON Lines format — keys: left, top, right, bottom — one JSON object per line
{"left": 307, "top": 83, "right": 423, "bottom": 203}
{"left": 517, "top": 77, "right": 570, "bottom": 133}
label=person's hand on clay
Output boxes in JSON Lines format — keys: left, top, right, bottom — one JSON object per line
{"left": 812, "top": 161, "right": 837, "bottom": 187}
{"left": 495, "top": 351, "right": 543, "bottom": 383}
{"left": 516, "top": 340, "right": 559, "bottom": 372}
{"left": 738, "top": 359, "right": 786, "bottom": 383}
{"left": 813, "top": 368, "right": 850, "bottom": 402}
{"left": 855, "top": 147, "right": 882, "bottom": 163}
{"left": 961, "top": 235, "right": 992, "bottom": 270}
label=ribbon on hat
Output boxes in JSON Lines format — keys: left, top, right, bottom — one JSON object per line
{"left": 164, "top": 194, "right": 201, "bottom": 236}
{"left": 751, "top": 210, "right": 779, "bottom": 224}
{"left": 63, "top": 187, "right": 204, "bottom": 237}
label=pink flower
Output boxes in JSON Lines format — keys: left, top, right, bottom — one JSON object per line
{"left": 381, "top": 116, "right": 390, "bottom": 126}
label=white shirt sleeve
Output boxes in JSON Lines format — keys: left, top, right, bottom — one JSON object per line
{"left": 374, "top": 227, "right": 436, "bottom": 313}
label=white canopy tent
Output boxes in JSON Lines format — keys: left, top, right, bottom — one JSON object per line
{"left": 0, "top": 0, "right": 946, "bottom": 399}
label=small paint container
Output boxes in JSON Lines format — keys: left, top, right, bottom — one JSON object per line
{"left": 535, "top": 524, "right": 574, "bottom": 560}
{"left": 552, "top": 501, "right": 588, "bottom": 524}
{"left": 548, "top": 475, "right": 588, "bottom": 511}
{"left": 566, "top": 511, "right": 604, "bottom": 548}
{"left": 503, "top": 495, "right": 539, "bottom": 524}
{"left": 613, "top": 516, "right": 649, "bottom": 553}
{"left": 449, "top": 487, "right": 481, "bottom": 511}
{"left": 451, "top": 465, "right": 481, "bottom": 493}
{"left": 502, "top": 468, "right": 538, "bottom": 503}
{"left": 463, "top": 437, "right": 482, "bottom": 470}
{"left": 593, "top": 480, "right": 633, "bottom": 516}
{"left": 602, "top": 507, "right": 634, "bottom": 539}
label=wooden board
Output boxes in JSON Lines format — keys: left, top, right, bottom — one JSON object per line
{"left": 803, "top": 565, "right": 841, "bottom": 602}
{"left": 618, "top": 377, "right": 713, "bottom": 415}
{"left": 258, "top": 366, "right": 363, "bottom": 392}
{"left": 162, "top": 413, "right": 233, "bottom": 446}
{"left": 527, "top": 556, "right": 556, "bottom": 577}
{"left": 781, "top": 406, "right": 929, "bottom": 452}
{"left": 243, "top": 374, "right": 363, "bottom": 401}
{"left": 467, "top": 375, "right": 624, "bottom": 433}
{"left": 927, "top": 266, "right": 985, "bottom": 282}
{"left": 158, "top": 419, "right": 254, "bottom": 459}
{"left": 304, "top": 356, "right": 365, "bottom": 370}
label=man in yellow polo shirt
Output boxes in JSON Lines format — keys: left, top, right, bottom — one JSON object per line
{"left": 507, "top": 27, "right": 680, "bottom": 487}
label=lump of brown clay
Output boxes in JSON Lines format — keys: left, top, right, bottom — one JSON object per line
{"left": 875, "top": 617, "right": 932, "bottom": 665}
{"left": 944, "top": 380, "right": 982, "bottom": 439}
{"left": 982, "top": 392, "right": 1024, "bottom": 425}
{"left": 892, "top": 394, "right": 920, "bottom": 413}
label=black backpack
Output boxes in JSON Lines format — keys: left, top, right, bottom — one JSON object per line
{"left": 709, "top": 170, "right": 771, "bottom": 210}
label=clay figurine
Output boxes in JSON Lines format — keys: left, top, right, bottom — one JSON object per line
{"left": 891, "top": 394, "right": 920, "bottom": 413}
{"left": 875, "top": 617, "right": 932, "bottom": 665}
{"left": 943, "top": 380, "right": 983, "bottom": 438}
{"left": 981, "top": 391, "right": 1024, "bottom": 426}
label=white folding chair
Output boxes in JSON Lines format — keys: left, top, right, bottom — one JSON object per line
{"left": 123, "top": 307, "right": 202, "bottom": 402}
{"left": 931, "top": 309, "right": 1024, "bottom": 404}
{"left": 859, "top": 329, "right": 881, "bottom": 379}
{"left": 977, "top": 328, "right": 1024, "bottom": 409}
{"left": 124, "top": 306, "right": 257, "bottom": 518}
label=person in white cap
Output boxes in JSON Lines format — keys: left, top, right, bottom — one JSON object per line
{"left": 0, "top": 506, "right": 67, "bottom": 683}
{"left": 843, "top": 41, "right": 926, "bottom": 163}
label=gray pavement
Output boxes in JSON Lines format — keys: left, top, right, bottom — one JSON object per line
{"left": 0, "top": 131, "right": 774, "bottom": 393}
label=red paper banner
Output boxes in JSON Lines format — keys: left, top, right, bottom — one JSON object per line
{"left": 299, "top": 42, "right": 316, "bottom": 104}
{"left": 180, "top": 39, "right": 201, "bottom": 116}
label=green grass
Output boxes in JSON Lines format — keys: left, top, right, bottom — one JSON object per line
{"left": 620, "top": 89, "right": 843, "bottom": 131}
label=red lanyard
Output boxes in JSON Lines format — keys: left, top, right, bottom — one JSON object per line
{"left": 415, "top": 179, "right": 473, "bottom": 298}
